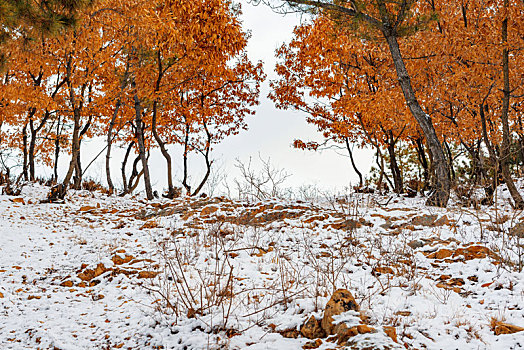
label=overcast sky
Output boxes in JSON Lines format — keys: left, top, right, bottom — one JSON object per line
{"left": 73, "top": 1, "right": 374, "bottom": 196}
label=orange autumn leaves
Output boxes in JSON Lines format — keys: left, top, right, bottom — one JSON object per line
{"left": 0, "top": 0, "right": 264, "bottom": 191}
{"left": 271, "top": 0, "right": 524, "bottom": 153}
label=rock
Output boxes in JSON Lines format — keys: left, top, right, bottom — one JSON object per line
{"left": 384, "top": 326, "right": 398, "bottom": 343}
{"left": 60, "top": 280, "right": 74, "bottom": 287}
{"left": 336, "top": 324, "right": 359, "bottom": 345}
{"left": 137, "top": 271, "right": 159, "bottom": 279}
{"left": 328, "top": 220, "right": 361, "bottom": 231}
{"left": 78, "top": 263, "right": 109, "bottom": 281}
{"left": 279, "top": 328, "right": 299, "bottom": 338}
{"left": 321, "top": 289, "right": 359, "bottom": 335}
{"left": 380, "top": 221, "right": 393, "bottom": 229}
{"left": 79, "top": 205, "right": 97, "bottom": 212}
{"left": 111, "top": 254, "right": 134, "bottom": 265}
{"left": 139, "top": 220, "right": 160, "bottom": 230}
{"left": 509, "top": 222, "right": 524, "bottom": 238}
{"left": 200, "top": 205, "right": 219, "bottom": 217}
{"left": 494, "top": 322, "right": 524, "bottom": 335}
{"left": 434, "top": 215, "right": 450, "bottom": 226}
{"left": 455, "top": 245, "right": 497, "bottom": 260}
{"left": 395, "top": 311, "right": 412, "bottom": 316}
{"left": 427, "top": 249, "right": 453, "bottom": 259}
{"left": 302, "top": 339, "right": 322, "bottom": 349}
{"left": 300, "top": 316, "right": 325, "bottom": 339}
{"left": 356, "top": 324, "right": 376, "bottom": 334}
{"left": 411, "top": 214, "right": 449, "bottom": 227}
{"left": 9, "top": 197, "right": 25, "bottom": 204}
{"left": 408, "top": 239, "right": 425, "bottom": 249}
{"left": 411, "top": 214, "right": 438, "bottom": 226}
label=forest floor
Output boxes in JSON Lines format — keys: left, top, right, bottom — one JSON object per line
{"left": 0, "top": 184, "right": 523, "bottom": 349}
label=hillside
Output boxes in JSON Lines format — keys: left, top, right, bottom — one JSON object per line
{"left": 0, "top": 184, "right": 523, "bottom": 349}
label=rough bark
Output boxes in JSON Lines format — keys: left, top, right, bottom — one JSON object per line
{"left": 133, "top": 93, "right": 154, "bottom": 200}
{"left": 62, "top": 107, "right": 81, "bottom": 188}
{"left": 386, "top": 131, "right": 403, "bottom": 194}
{"left": 182, "top": 120, "right": 191, "bottom": 195}
{"left": 284, "top": 0, "right": 450, "bottom": 206}
{"left": 383, "top": 33, "right": 450, "bottom": 206}
{"left": 105, "top": 102, "right": 119, "bottom": 193}
{"left": 53, "top": 116, "right": 62, "bottom": 184}
{"left": 499, "top": 1, "right": 524, "bottom": 208}
{"left": 22, "top": 123, "right": 28, "bottom": 181}
{"left": 414, "top": 137, "right": 429, "bottom": 189}
{"left": 120, "top": 141, "right": 134, "bottom": 195}
{"left": 480, "top": 104, "right": 499, "bottom": 204}
{"left": 190, "top": 120, "right": 213, "bottom": 197}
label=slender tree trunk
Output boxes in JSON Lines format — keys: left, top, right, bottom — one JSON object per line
{"left": 29, "top": 119, "right": 36, "bottom": 181}
{"left": 344, "top": 137, "right": 363, "bottom": 187}
{"left": 28, "top": 110, "right": 50, "bottom": 181}
{"left": 383, "top": 33, "right": 450, "bottom": 206}
{"left": 414, "top": 137, "right": 429, "bottom": 189}
{"left": 62, "top": 109, "right": 81, "bottom": 188}
{"left": 386, "top": 132, "right": 403, "bottom": 194}
{"left": 127, "top": 155, "right": 145, "bottom": 195}
{"left": 191, "top": 120, "right": 213, "bottom": 196}
{"left": 22, "top": 123, "right": 28, "bottom": 181}
{"left": 480, "top": 104, "right": 498, "bottom": 204}
{"left": 499, "top": 1, "right": 524, "bottom": 208}
{"left": 152, "top": 101, "right": 175, "bottom": 198}
{"left": 121, "top": 141, "right": 134, "bottom": 195}
{"left": 72, "top": 116, "right": 91, "bottom": 190}
{"left": 133, "top": 94, "right": 154, "bottom": 200}
{"left": 106, "top": 60, "right": 130, "bottom": 193}
{"left": 443, "top": 140, "right": 456, "bottom": 182}
{"left": 151, "top": 51, "right": 176, "bottom": 198}
{"left": 182, "top": 119, "right": 191, "bottom": 195}
{"left": 53, "top": 116, "right": 61, "bottom": 184}
{"left": 105, "top": 103, "right": 119, "bottom": 193}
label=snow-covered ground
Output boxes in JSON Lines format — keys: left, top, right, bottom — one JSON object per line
{"left": 0, "top": 184, "right": 523, "bottom": 349}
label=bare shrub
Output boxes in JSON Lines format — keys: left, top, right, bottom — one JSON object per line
{"left": 228, "top": 155, "right": 291, "bottom": 202}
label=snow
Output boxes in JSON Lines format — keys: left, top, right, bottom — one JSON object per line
{"left": 0, "top": 183, "right": 523, "bottom": 349}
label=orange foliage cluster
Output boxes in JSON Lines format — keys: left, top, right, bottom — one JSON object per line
{"left": 0, "top": 0, "right": 264, "bottom": 196}
{"left": 271, "top": 0, "right": 524, "bottom": 163}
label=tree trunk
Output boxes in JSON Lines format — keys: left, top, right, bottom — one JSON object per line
{"left": 28, "top": 109, "right": 49, "bottom": 181}
{"left": 383, "top": 33, "right": 450, "bottom": 206}
{"left": 133, "top": 94, "right": 154, "bottom": 200}
{"left": 499, "top": 1, "right": 524, "bottom": 208}
{"left": 62, "top": 108, "right": 81, "bottom": 188}
{"left": 105, "top": 104, "right": 118, "bottom": 193}
{"left": 480, "top": 104, "right": 499, "bottom": 204}
{"left": 443, "top": 140, "right": 456, "bottom": 183}
{"left": 22, "top": 123, "right": 28, "bottom": 181}
{"left": 53, "top": 116, "right": 61, "bottom": 184}
{"left": 106, "top": 60, "right": 129, "bottom": 194}
{"left": 344, "top": 137, "right": 363, "bottom": 187}
{"left": 182, "top": 120, "right": 191, "bottom": 195}
{"left": 72, "top": 116, "right": 91, "bottom": 190}
{"left": 386, "top": 132, "right": 403, "bottom": 194}
{"left": 152, "top": 101, "right": 175, "bottom": 198}
{"left": 190, "top": 120, "right": 213, "bottom": 196}
{"left": 414, "top": 137, "right": 429, "bottom": 189}
{"left": 120, "top": 141, "right": 134, "bottom": 195}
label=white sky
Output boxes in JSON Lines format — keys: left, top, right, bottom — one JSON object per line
{"left": 58, "top": 1, "right": 374, "bottom": 196}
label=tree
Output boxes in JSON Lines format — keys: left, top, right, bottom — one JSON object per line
{"left": 270, "top": 0, "right": 451, "bottom": 206}
{"left": 271, "top": 16, "right": 419, "bottom": 194}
